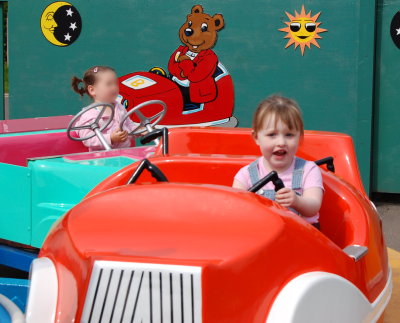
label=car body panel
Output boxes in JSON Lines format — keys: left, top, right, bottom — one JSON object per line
{"left": 0, "top": 163, "right": 31, "bottom": 243}
{"left": 29, "top": 156, "right": 138, "bottom": 247}
{"left": 0, "top": 125, "right": 148, "bottom": 246}
{"left": 119, "top": 71, "right": 235, "bottom": 127}
{"left": 0, "top": 115, "right": 73, "bottom": 135}
{"left": 86, "top": 154, "right": 388, "bottom": 301}
{"left": 155, "top": 127, "right": 366, "bottom": 195}
{"left": 40, "top": 177, "right": 388, "bottom": 322}
{"left": 41, "top": 135, "right": 388, "bottom": 321}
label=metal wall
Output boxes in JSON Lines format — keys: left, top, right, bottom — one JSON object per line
{"left": 373, "top": 0, "right": 400, "bottom": 193}
{"left": 6, "top": 0, "right": 377, "bottom": 192}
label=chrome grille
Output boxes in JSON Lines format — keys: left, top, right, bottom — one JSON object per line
{"left": 81, "top": 261, "right": 202, "bottom": 323}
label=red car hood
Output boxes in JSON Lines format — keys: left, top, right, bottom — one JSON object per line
{"left": 41, "top": 183, "right": 363, "bottom": 322}
{"left": 63, "top": 183, "right": 286, "bottom": 263}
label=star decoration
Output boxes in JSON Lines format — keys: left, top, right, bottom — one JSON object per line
{"left": 64, "top": 33, "right": 72, "bottom": 41}
{"left": 396, "top": 27, "right": 400, "bottom": 35}
{"left": 69, "top": 22, "right": 77, "bottom": 31}
{"left": 66, "top": 8, "right": 74, "bottom": 16}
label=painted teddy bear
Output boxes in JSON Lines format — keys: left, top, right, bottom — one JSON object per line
{"left": 168, "top": 5, "right": 224, "bottom": 105}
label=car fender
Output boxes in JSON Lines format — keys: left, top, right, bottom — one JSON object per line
{"left": 266, "top": 270, "right": 392, "bottom": 323}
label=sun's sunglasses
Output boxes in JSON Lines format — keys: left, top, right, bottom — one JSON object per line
{"left": 290, "top": 22, "right": 316, "bottom": 33}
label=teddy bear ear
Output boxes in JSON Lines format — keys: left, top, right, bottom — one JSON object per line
{"left": 191, "top": 5, "right": 203, "bottom": 14}
{"left": 213, "top": 14, "right": 225, "bottom": 31}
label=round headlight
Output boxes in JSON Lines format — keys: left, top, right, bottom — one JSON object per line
{"left": 26, "top": 257, "right": 58, "bottom": 323}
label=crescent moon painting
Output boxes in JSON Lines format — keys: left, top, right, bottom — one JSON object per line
{"left": 40, "top": 1, "right": 82, "bottom": 47}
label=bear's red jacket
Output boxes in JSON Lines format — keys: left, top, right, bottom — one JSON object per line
{"left": 168, "top": 45, "right": 218, "bottom": 103}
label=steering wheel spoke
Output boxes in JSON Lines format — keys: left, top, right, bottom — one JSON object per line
{"left": 70, "top": 123, "right": 92, "bottom": 131}
{"left": 134, "top": 109, "right": 148, "bottom": 122}
{"left": 119, "top": 100, "right": 167, "bottom": 136}
{"left": 67, "top": 103, "right": 115, "bottom": 151}
{"left": 131, "top": 123, "right": 146, "bottom": 134}
{"left": 149, "top": 111, "right": 163, "bottom": 121}
{"left": 94, "top": 104, "right": 112, "bottom": 123}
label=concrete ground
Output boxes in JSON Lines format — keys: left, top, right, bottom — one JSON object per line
{"left": 373, "top": 194, "right": 400, "bottom": 251}
{"left": 372, "top": 194, "right": 400, "bottom": 323}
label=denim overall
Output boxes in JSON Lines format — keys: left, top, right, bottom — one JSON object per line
{"left": 248, "top": 157, "right": 307, "bottom": 215}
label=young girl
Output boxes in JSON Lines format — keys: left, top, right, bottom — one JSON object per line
{"left": 233, "top": 95, "right": 324, "bottom": 228}
{"left": 71, "top": 66, "right": 136, "bottom": 151}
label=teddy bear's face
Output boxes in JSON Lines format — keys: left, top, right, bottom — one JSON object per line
{"left": 179, "top": 5, "right": 224, "bottom": 53}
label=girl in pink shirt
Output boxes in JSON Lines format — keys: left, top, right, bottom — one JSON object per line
{"left": 71, "top": 66, "right": 136, "bottom": 151}
{"left": 233, "top": 95, "right": 324, "bottom": 228}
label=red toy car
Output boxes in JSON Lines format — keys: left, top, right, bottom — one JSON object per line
{"left": 118, "top": 64, "right": 236, "bottom": 128}
{"left": 24, "top": 128, "right": 391, "bottom": 322}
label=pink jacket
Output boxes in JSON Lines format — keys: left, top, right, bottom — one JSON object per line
{"left": 76, "top": 102, "right": 136, "bottom": 151}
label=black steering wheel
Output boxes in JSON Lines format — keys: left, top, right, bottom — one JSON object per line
{"left": 248, "top": 171, "right": 285, "bottom": 193}
{"left": 67, "top": 103, "right": 115, "bottom": 150}
{"left": 119, "top": 100, "right": 167, "bottom": 136}
{"left": 127, "top": 159, "right": 168, "bottom": 184}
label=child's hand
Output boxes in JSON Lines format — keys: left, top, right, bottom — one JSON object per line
{"left": 111, "top": 130, "right": 128, "bottom": 144}
{"left": 275, "top": 188, "right": 298, "bottom": 208}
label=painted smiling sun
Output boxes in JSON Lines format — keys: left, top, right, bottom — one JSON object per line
{"left": 279, "top": 5, "right": 327, "bottom": 55}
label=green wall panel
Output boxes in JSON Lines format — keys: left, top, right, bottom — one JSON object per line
{"left": 373, "top": 0, "right": 400, "bottom": 193}
{"left": 8, "top": 0, "right": 376, "bottom": 192}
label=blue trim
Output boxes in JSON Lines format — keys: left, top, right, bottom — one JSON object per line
{"left": 0, "top": 244, "right": 38, "bottom": 272}
{"left": 0, "top": 278, "right": 29, "bottom": 313}
{"left": 182, "top": 104, "right": 204, "bottom": 115}
{"left": 171, "top": 76, "right": 189, "bottom": 87}
{"left": 0, "top": 304, "right": 11, "bottom": 323}
{"left": 214, "top": 62, "right": 229, "bottom": 81}
{"left": 0, "top": 129, "right": 66, "bottom": 137}
{"left": 209, "top": 118, "right": 229, "bottom": 126}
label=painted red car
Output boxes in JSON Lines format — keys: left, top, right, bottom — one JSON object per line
{"left": 118, "top": 65, "right": 236, "bottom": 128}
{"left": 25, "top": 128, "right": 391, "bottom": 322}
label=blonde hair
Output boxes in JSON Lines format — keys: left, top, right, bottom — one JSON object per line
{"left": 252, "top": 95, "right": 304, "bottom": 138}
